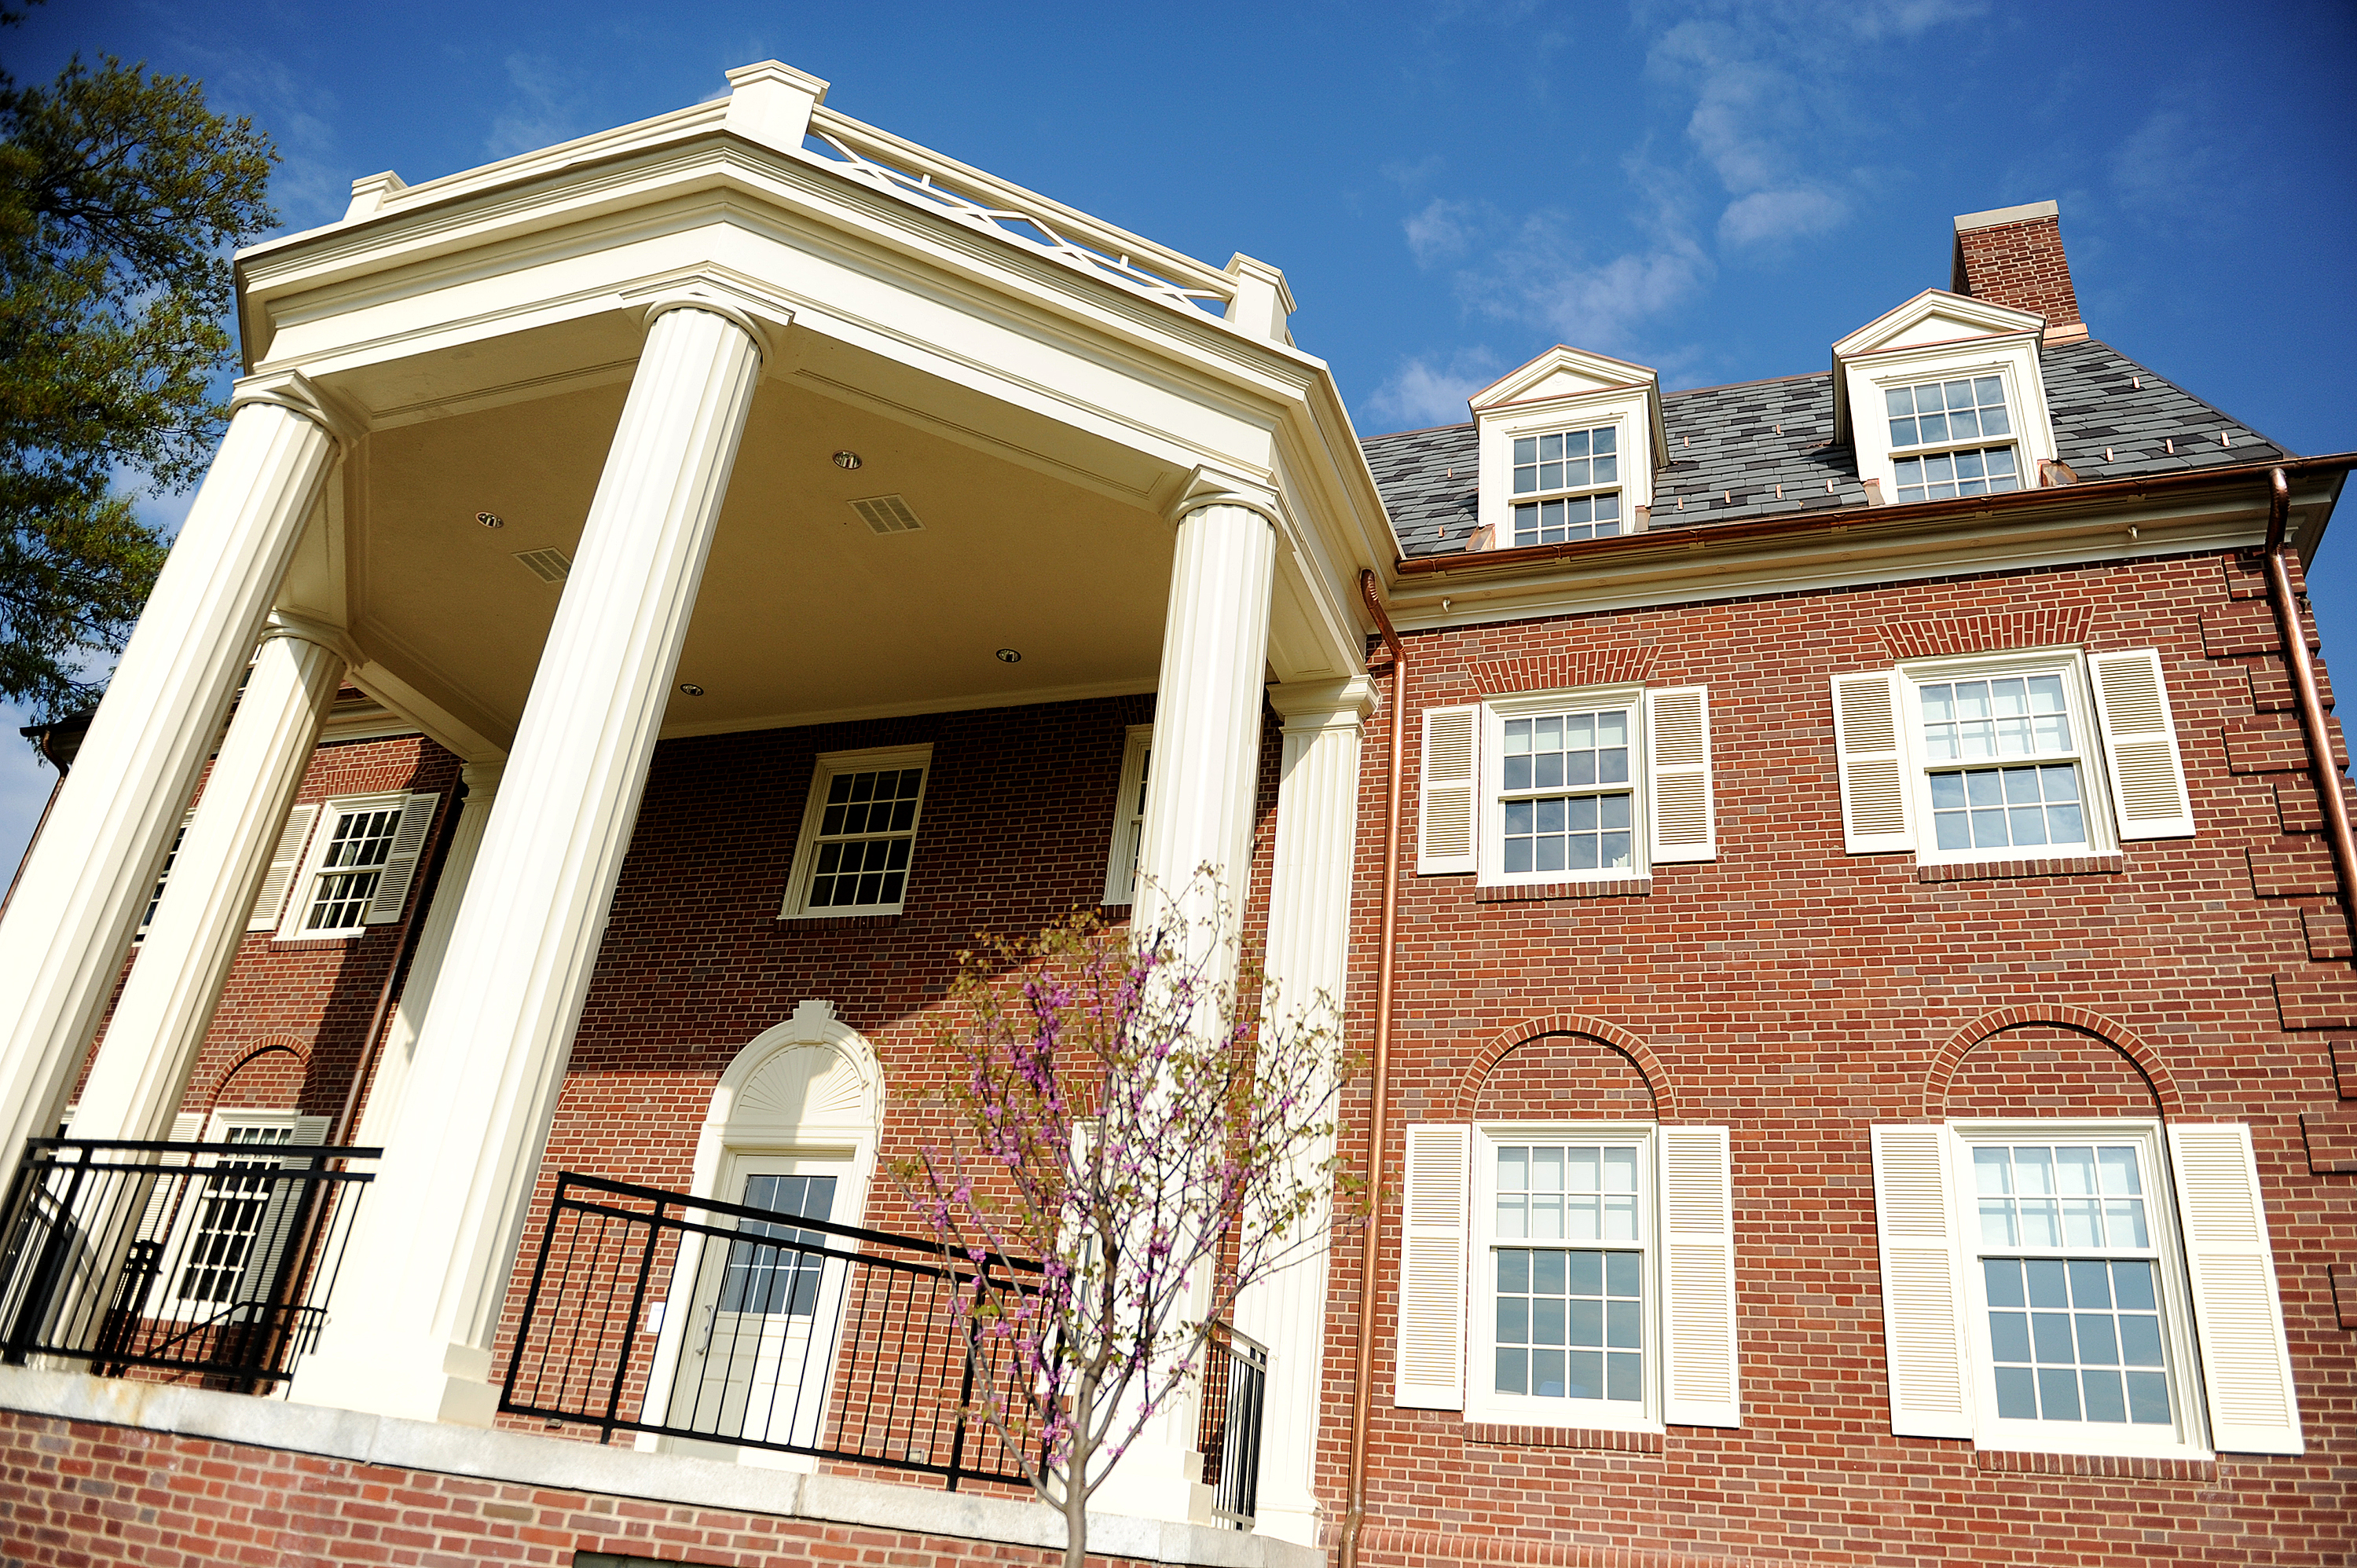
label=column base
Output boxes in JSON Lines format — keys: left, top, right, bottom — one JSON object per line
{"left": 1086, "top": 1441, "right": 1215, "bottom": 1526}
{"left": 288, "top": 1339, "right": 500, "bottom": 1427}
{"left": 1252, "top": 1500, "right": 1323, "bottom": 1547}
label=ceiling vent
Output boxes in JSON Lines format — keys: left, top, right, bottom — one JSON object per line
{"left": 849, "top": 494, "right": 924, "bottom": 535}
{"left": 513, "top": 547, "right": 572, "bottom": 583}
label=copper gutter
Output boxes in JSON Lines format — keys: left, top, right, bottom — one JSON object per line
{"left": 1395, "top": 451, "right": 2357, "bottom": 580}
{"left": 1340, "top": 568, "right": 1405, "bottom": 1568}
{"left": 2261, "top": 467, "right": 2357, "bottom": 966}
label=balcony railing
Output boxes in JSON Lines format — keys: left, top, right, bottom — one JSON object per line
{"left": 0, "top": 1137, "right": 379, "bottom": 1391}
{"left": 1196, "top": 1322, "right": 1267, "bottom": 1529}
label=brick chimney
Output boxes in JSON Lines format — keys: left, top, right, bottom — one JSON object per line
{"left": 1950, "top": 200, "right": 2088, "bottom": 344}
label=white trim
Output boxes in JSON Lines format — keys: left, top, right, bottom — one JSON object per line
{"left": 248, "top": 804, "right": 319, "bottom": 932}
{"left": 1479, "top": 686, "right": 1648, "bottom": 888}
{"left": 1101, "top": 724, "right": 1153, "bottom": 907}
{"left": 2167, "top": 1123, "right": 2302, "bottom": 1454}
{"left": 776, "top": 744, "right": 934, "bottom": 919}
{"left": 274, "top": 793, "right": 425, "bottom": 942}
{"left": 2088, "top": 650, "right": 2196, "bottom": 840}
{"left": 1895, "top": 649, "right": 2117, "bottom": 870}
{"left": 1846, "top": 340, "right": 2056, "bottom": 507}
{"left": 1416, "top": 706, "right": 1480, "bottom": 877}
{"left": 1655, "top": 1125, "right": 1739, "bottom": 1427}
{"left": 1869, "top": 1123, "right": 1973, "bottom": 1438}
{"left": 1644, "top": 687, "right": 1716, "bottom": 864}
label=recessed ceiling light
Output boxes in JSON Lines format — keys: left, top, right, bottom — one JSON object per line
{"left": 476, "top": 511, "right": 504, "bottom": 528}
{"left": 677, "top": 683, "right": 706, "bottom": 697}
{"left": 995, "top": 648, "right": 1022, "bottom": 664}
{"left": 832, "top": 450, "right": 863, "bottom": 470}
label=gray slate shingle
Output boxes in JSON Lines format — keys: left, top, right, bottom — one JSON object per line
{"left": 1364, "top": 339, "right": 2297, "bottom": 560}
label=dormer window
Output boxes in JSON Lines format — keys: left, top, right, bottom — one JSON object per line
{"left": 1512, "top": 427, "right": 1622, "bottom": 545}
{"left": 1886, "top": 376, "right": 2022, "bottom": 503}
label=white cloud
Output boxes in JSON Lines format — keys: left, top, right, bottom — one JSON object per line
{"left": 1404, "top": 197, "right": 1483, "bottom": 268}
{"left": 1382, "top": 153, "right": 1447, "bottom": 192}
{"left": 2110, "top": 107, "right": 2225, "bottom": 217}
{"left": 1366, "top": 348, "right": 1502, "bottom": 430}
{"left": 1717, "top": 186, "right": 1849, "bottom": 247}
{"left": 487, "top": 54, "right": 592, "bottom": 159}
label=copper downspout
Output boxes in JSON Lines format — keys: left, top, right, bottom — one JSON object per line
{"left": 1340, "top": 568, "right": 1405, "bottom": 1568}
{"left": 2261, "top": 467, "right": 2357, "bottom": 965}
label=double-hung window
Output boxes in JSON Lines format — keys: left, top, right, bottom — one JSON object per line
{"left": 1884, "top": 375, "right": 2020, "bottom": 503}
{"left": 1871, "top": 1120, "right": 2301, "bottom": 1457}
{"left": 1395, "top": 1122, "right": 1739, "bottom": 1430}
{"left": 1100, "top": 725, "right": 1152, "bottom": 907}
{"left": 1833, "top": 650, "right": 2194, "bottom": 861}
{"left": 265, "top": 792, "right": 439, "bottom": 940}
{"left": 1511, "top": 426, "right": 1621, "bottom": 546}
{"left": 1417, "top": 687, "right": 1717, "bottom": 881}
{"left": 779, "top": 746, "right": 933, "bottom": 918}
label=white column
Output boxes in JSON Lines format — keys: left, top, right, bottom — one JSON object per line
{"left": 291, "top": 301, "right": 765, "bottom": 1425}
{"left": 68, "top": 625, "right": 350, "bottom": 1143}
{"left": 1096, "top": 487, "right": 1277, "bottom": 1525}
{"left": 1233, "top": 676, "right": 1372, "bottom": 1548}
{"left": 0, "top": 379, "right": 344, "bottom": 1163}
{"left": 352, "top": 760, "right": 503, "bottom": 1148}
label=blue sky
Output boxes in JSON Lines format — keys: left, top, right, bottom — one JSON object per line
{"left": 2, "top": 0, "right": 2352, "bottom": 874}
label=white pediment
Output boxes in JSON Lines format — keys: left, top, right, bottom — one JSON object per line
{"left": 1469, "top": 345, "right": 1659, "bottom": 412}
{"left": 1834, "top": 289, "right": 2045, "bottom": 361}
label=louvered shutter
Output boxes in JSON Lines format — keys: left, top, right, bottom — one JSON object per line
{"left": 1395, "top": 1122, "right": 1470, "bottom": 1409}
{"left": 363, "top": 793, "right": 441, "bottom": 923}
{"left": 1869, "top": 1124, "right": 1971, "bottom": 1438}
{"left": 2167, "top": 1123, "right": 2301, "bottom": 1454}
{"left": 134, "top": 1112, "right": 207, "bottom": 1240}
{"left": 1832, "top": 672, "right": 1914, "bottom": 853}
{"left": 248, "top": 804, "right": 317, "bottom": 931}
{"left": 1647, "top": 687, "right": 1716, "bottom": 863}
{"left": 1417, "top": 707, "right": 1479, "bottom": 875}
{"left": 2088, "top": 650, "right": 2195, "bottom": 840}
{"left": 1657, "top": 1125, "right": 1739, "bottom": 1427}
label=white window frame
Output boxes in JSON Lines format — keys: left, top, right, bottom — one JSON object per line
{"left": 1506, "top": 423, "right": 1626, "bottom": 548}
{"left": 1846, "top": 339, "right": 2056, "bottom": 507}
{"left": 1948, "top": 1119, "right": 2209, "bottom": 1460}
{"left": 1468, "top": 1122, "right": 1661, "bottom": 1432}
{"left": 1101, "top": 724, "right": 1152, "bottom": 907}
{"left": 1483, "top": 686, "right": 1648, "bottom": 886}
{"left": 148, "top": 1108, "right": 329, "bottom": 1324}
{"left": 1897, "top": 650, "right": 2116, "bottom": 869}
{"left": 274, "top": 792, "right": 436, "bottom": 942}
{"left": 1475, "top": 385, "right": 1655, "bottom": 546}
{"left": 778, "top": 745, "right": 934, "bottom": 920}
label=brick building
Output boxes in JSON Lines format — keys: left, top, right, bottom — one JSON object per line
{"left": 0, "top": 64, "right": 2347, "bottom": 1568}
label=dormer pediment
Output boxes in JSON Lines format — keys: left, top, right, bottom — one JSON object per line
{"left": 1833, "top": 288, "right": 2046, "bottom": 361}
{"left": 1469, "top": 345, "right": 1659, "bottom": 411}
{"left": 1469, "top": 346, "right": 1667, "bottom": 551}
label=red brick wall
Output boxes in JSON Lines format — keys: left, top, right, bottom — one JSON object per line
{"left": 0, "top": 1406, "right": 1163, "bottom": 1567}
{"left": 1322, "top": 548, "right": 2357, "bottom": 1564}
{"left": 1955, "top": 214, "right": 2083, "bottom": 328}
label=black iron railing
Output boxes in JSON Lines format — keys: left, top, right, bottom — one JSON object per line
{"left": 0, "top": 1137, "right": 378, "bottom": 1390}
{"left": 500, "top": 1171, "right": 1043, "bottom": 1490}
{"left": 1196, "top": 1321, "right": 1267, "bottom": 1528}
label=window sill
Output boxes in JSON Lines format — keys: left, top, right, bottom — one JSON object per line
{"left": 1973, "top": 1446, "right": 2215, "bottom": 1481}
{"left": 1476, "top": 877, "right": 1652, "bottom": 903}
{"left": 268, "top": 932, "right": 368, "bottom": 947}
{"left": 1464, "top": 1421, "right": 1663, "bottom": 1453}
{"left": 775, "top": 910, "right": 903, "bottom": 929}
{"left": 1916, "top": 853, "right": 2126, "bottom": 883}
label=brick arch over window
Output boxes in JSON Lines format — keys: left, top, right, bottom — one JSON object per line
{"left": 198, "top": 1035, "right": 312, "bottom": 1116}
{"left": 1454, "top": 1014, "right": 1676, "bottom": 1123}
{"left": 1924, "top": 1009, "right": 2182, "bottom": 1121}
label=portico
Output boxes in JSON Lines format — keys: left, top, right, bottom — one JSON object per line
{"left": 0, "top": 60, "right": 1388, "bottom": 1540}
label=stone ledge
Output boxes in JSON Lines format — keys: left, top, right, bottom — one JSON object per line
{"left": 1916, "top": 854, "right": 2126, "bottom": 883}
{"left": 1475, "top": 878, "right": 1653, "bottom": 903}
{"left": 0, "top": 1365, "right": 1317, "bottom": 1568}
{"left": 1972, "top": 1446, "right": 2216, "bottom": 1482}
{"left": 1464, "top": 1421, "right": 1664, "bottom": 1453}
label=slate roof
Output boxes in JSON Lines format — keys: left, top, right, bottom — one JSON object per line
{"left": 1362, "top": 339, "right": 2296, "bottom": 560}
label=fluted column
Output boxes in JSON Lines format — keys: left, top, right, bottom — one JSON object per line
{"left": 352, "top": 760, "right": 503, "bottom": 1147}
{"left": 291, "top": 301, "right": 765, "bottom": 1425}
{"left": 68, "top": 624, "right": 352, "bottom": 1143}
{"left": 1096, "top": 486, "right": 1277, "bottom": 1525}
{"left": 1234, "top": 676, "right": 1373, "bottom": 1548}
{"left": 0, "top": 379, "right": 344, "bottom": 1163}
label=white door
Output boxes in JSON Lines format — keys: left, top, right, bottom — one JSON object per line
{"left": 670, "top": 1155, "right": 852, "bottom": 1458}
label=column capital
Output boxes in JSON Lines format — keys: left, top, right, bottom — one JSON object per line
{"left": 229, "top": 369, "right": 368, "bottom": 449}
{"left": 261, "top": 610, "right": 364, "bottom": 667}
{"left": 1266, "top": 675, "right": 1376, "bottom": 731}
{"left": 459, "top": 759, "right": 506, "bottom": 797}
{"left": 623, "top": 272, "right": 794, "bottom": 363}
{"left": 1166, "top": 463, "right": 1282, "bottom": 531}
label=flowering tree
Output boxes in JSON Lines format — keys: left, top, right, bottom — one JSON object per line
{"left": 894, "top": 889, "right": 1354, "bottom": 1567}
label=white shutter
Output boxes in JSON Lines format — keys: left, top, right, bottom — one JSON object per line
{"left": 1831, "top": 672, "right": 1914, "bottom": 854}
{"left": 1869, "top": 1124, "right": 1971, "bottom": 1438}
{"left": 1395, "top": 1122, "right": 1470, "bottom": 1409}
{"left": 1417, "top": 706, "right": 1480, "bottom": 875}
{"left": 135, "top": 1112, "right": 207, "bottom": 1240}
{"left": 1656, "top": 1125, "right": 1740, "bottom": 1427}
{"left": 2168, "top": 1123, "right": 2301, "bottom": 1454}
{"left": 2089, "top": 650, "right": 2195, "bottom": 840}
{"left": 363, "top": 793, "right": 440, "bottom": 923}
{"left": 1646, "top": 687, "right": 1716, "bottom": 863}
{"left": 248, "top": 804, "right": 318, "bottom": 931}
